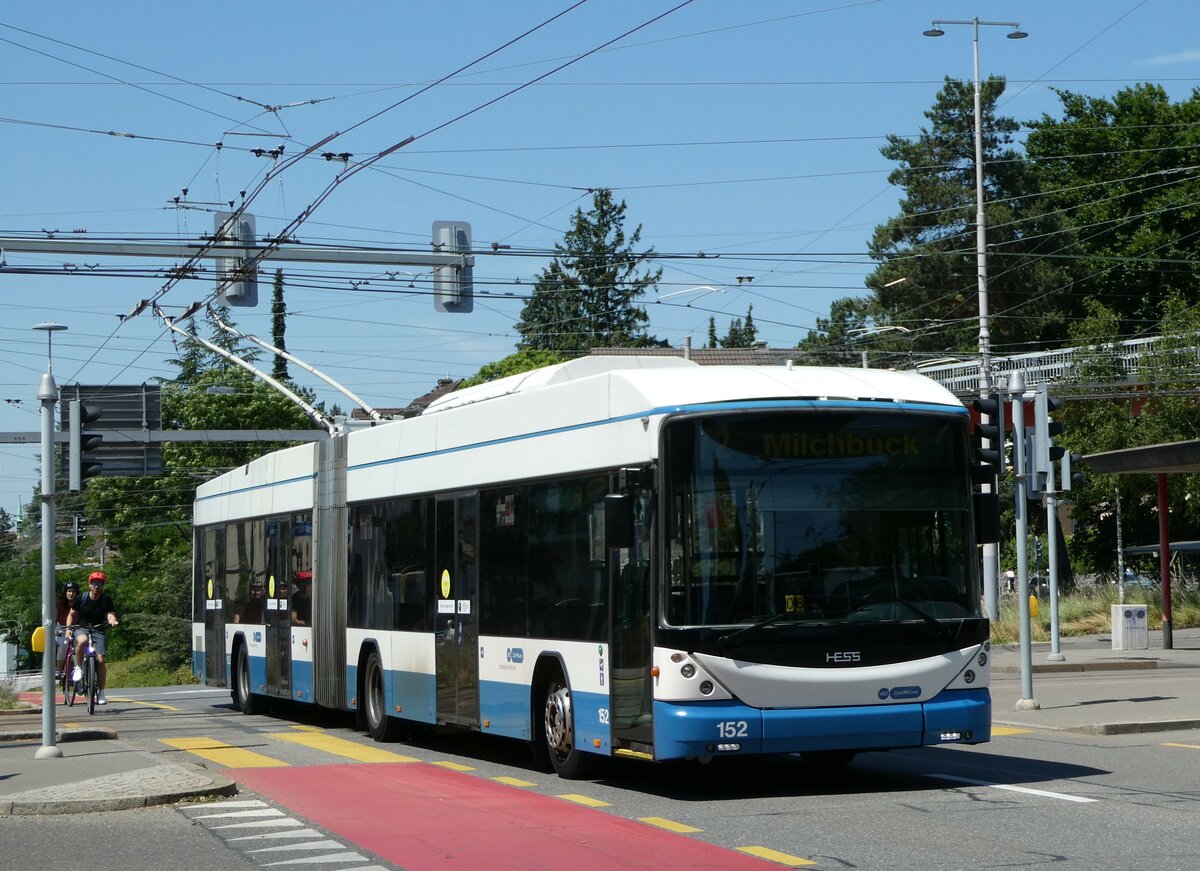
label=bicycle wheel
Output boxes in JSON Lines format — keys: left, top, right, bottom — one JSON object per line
{"left": 61, "top": 663, "right": 72, "bottom": 706}
{"left": 86, "top": 657, "right": 98, "bottom": 715}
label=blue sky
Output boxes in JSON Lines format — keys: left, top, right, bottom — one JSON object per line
{"left": 0, "top": 0, "right": 1194, "bottom": 519}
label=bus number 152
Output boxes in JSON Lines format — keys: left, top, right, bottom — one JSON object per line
{"left": 717, "top": 720, "right": 748, "bottom": 738}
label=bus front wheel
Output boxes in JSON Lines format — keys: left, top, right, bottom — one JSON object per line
{"left": 543, "top": 675, "right": 595, "bottom": 779}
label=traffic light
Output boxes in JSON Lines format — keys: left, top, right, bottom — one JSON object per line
{"left": 1029, "top": 384, "right": 1065, "bottom": 496}
{"left": 432, "top": 221, "right": 474, "bottom": 313}
{"left": 68, "top": 399, "right": 103, "bottom": 491}
{"left": 1061, "top": 451, "right": 1084, "bottom": 492}
{"left": 971, "top": 393, "right": 1006, "bottom": 475}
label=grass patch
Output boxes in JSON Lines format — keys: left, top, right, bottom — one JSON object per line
{"left": 991, "top": 586, "right": 1200, "bottom": 644}
{"left": 105, "top": 651, "right": 197, "bottom": 688}
{"left": 0, "top": 680, "right": 21, "bottom": 710}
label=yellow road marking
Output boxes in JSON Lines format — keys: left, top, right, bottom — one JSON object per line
{"left": 160, "top": 737, "right": 287, "bottom": 768}
{"left": 639, "top": 816, "right": 701, "bottom": 833}
{"left": 432, "top": 760, "right": 475, "bottom": 771}
{"left": 614, "top": 748, "right": 654, "bottom": 761}
{"left": 558, "top": 793, "right": 611, "bottom": 807}
{"left": 110, "top": 699, "right": 179, "bottom": 711}
{"left": 1163, "top": 742, "right": 1200, "bottom": 750}
{"left": 493, "top": 776, "right": 535, "bottom": 787}
{"left": 737, "top": 846, "right": 816, "bottom": 866}
{"left": 268, "top": 731, "right": 420, "bottom": 763}
{"left": 992, "top": 726, "right": 1033, "bottom": 736}
{"left": 290, "top": 724, "right": 325, "bottom": 733}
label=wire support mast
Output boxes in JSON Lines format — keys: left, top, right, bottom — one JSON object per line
{"left": 208, "top": 309, "right": 385, "bottom": 422}
{"left": 155, "top": 304, "right": 335, "bottom": 435}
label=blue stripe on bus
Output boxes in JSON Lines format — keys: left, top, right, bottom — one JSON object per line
{"left": 194, "top": 472, "right": 317, "bottom": 503}
{"left": 652, "top": 688, "right": 991, "bottom": 760}
{"left": 348, "top": 400, "right": 965, "bottom": 473}
{"left": 479, "top": 679, "right": 531, "bottom": 739}
{"left": 345, "top": 664, "right": 437, "bottom": 725}
{"left": 291, "top": 659, "right": 314, "bottom": 704}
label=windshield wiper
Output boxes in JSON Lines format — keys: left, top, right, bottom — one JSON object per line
{"left": 848, "top": 598, "right": 946, "bottom": 636}
{"left": 717, "top": 611, "right": 818, "bottom": 651}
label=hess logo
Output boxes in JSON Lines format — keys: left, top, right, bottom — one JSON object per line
{"left": 825, "top": 651, "right": 861, "bottom": 663}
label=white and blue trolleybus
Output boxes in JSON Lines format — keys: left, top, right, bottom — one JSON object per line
{"left": 192, "top": 356, "right": 996, "bottom": 777}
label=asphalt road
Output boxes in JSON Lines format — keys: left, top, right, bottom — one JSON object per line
{"left": 21, "top": 682, "right": 1200, "bottom": 870}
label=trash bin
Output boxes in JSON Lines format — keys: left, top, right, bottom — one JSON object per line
{"left": 1111, "top": 604, "right": 1149, "bottom": 650}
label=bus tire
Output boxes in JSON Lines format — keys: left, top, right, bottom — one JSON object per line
{"left": 364, "top": 650, "right": 400, "bottom": 742}
{"left": 234, "top": 642, "right": 265, "bottom": 715}
{"left": 542, "top": 671, "right": 596, "bottom": 780}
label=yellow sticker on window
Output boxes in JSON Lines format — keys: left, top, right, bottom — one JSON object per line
{"left": 440, "top": 569, "right": 451, "bottom": 599}
{"left": 207, "top": 578, "right": 214, "bottom": 599}
{"left": 268, "top": 575, "right": 276, "bottom": 598}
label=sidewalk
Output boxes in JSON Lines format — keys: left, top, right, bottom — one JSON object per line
{"left": 988, "top": 625, "right": 1200, "bottom": 735}
{"left": 0, "top": 698, "right": 236, "bottom": 815}
{"left": 2, "top": 630, "right": 1197, "bottom": 815}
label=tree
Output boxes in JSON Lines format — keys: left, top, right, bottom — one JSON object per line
{"left": 804, "top": 78, "right": 1077, "bottom": 361}
{"left": 0, "top": 508, "right": 13, "bottom": 562}
{"left": 459, "top": 349, "right": 571, "bottom": 388}
{"left": 1024, "top": 84, "right": 1200, "bottom": 335}
{"left": 515, "top": 189, "right": 662, "bottom": 351}
{"left": 708, "top": 306, "right": 759, "bottom": 348}
{"left": 271, "top": 269, "right": 290, "bottom": 381}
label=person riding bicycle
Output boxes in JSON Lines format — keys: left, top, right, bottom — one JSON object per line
{"left": 54, "top": 581, "right": 80, "bottom": 678}
{"left": 67, "top": 571, "right": 119, "bottom": 705}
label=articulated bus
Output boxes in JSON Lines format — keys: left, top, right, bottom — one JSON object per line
{"left": 192, "top": 356, "right": 996, "bottom": 777}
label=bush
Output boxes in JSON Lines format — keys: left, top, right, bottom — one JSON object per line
{"left": 105, "top": 651, "right": 197, "bottom": 688}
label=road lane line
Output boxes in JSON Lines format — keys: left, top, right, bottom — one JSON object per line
{"left": 493, "top": 776, "right": 535, "bottom": 787}
{"left": 935, "top": 773, "right": 1097, "bottom": 803}
{"left": 1163, "top": 742, "right": 1200, "bottom": 750}
{"left": 558, "top": 793, "right": 611, "bottom": 807}
{"left": 640, "top": 817, "right": 701, "bottom": 833}
{"left": 736, "top": 846, "right": 816, "bottom": 866}
{"left": 160, "top": 736, "right": 287, "bottom": 768}
{"left": 991, "top": 726, "right": 1032, "bottom": 736}
{"left": 268, "top": 730, "right": 421, "bottom": 763}
{"left": 432, "top": 760, "right": 475, "bottom": 771}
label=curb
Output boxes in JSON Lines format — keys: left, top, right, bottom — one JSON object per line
{"left": 994, "top": 717, "right": 1200, "bottom": 736}
{"left": 993, "top": 661, "right": 1159, "bottom": 674}
{"left": 0, "top": 762, "right": 238, "bottom": 816}
{"left": 0, "top": 727, "right": 118, "bottom": 743}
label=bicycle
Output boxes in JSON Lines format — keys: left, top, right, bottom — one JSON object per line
{"left": 68, "top": 624, "right": 105, "bottom": 714}
{"left": 56, "top": 628, "right": 73, "bottom": 706}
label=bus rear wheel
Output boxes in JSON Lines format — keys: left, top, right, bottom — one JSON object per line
{"left": 234, "top": 643, "right": 265, "bottom": 715}
{"left": 364, "top": 650, "right": 401, "bottom": 742}
{"left": 543, "top": 675, "right": 595, "bottom": 779}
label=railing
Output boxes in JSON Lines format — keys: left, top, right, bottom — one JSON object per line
{"left": 914, "top": 336, "right": 1164, "bottom": 395}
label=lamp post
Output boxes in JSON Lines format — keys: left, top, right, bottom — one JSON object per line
{"left": 924, "top": 17, "right": 1027, "bottom": 622}
{"left": 32, "top": 322, "right": 67, "bottom": 760}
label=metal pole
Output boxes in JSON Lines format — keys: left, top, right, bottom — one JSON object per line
{"left": 1158, "top": 473, "right": 1173, "bottom": 649}
{"left": 33, "top": 323, "right": 64, "bottom": 759}
{"left": 1046, "top": 492, "right": 1064, "bottom": 662}
{"left": 1010, "top": 371, "right": 1038, "bottom": 710}
{"left": 1115, "top": 486, "right": 1125, "bottom": 605}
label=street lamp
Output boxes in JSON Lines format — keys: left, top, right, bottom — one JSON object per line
{"left": 32, "top": 322, "right": 67, "bottom": 760}
{"left": 924, "top": 17, "right": 1027, "bottom": 623}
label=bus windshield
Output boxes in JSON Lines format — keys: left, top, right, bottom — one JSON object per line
{"left": 663, "top": 410, "right": 978, "bottom": 628}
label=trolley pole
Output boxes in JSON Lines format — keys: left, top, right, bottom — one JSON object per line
{"left": 34, "top": 323, "right": 65, "bottom": 759}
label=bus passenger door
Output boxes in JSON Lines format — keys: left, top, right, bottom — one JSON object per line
{"left": 435, "top": 493, "right": 479, "bottom": 727}
{"left": 264, "top": 518, "right": 291, "bottom": 699}
{"left": 200, "top": 527, "right": 225, "bottom": 686}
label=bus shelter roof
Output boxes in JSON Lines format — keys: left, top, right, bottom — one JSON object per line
{"left": 1082, "top": 439, "right": 1200, "bottom": 475}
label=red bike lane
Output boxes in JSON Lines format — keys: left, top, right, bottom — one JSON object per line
{"left": 232, "top": 762, "right": 779, "bottom": 870}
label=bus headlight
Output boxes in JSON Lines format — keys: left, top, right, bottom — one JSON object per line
{"left": 699, "top": 680, "right": 714, "bottom": 695}
{"left": 680, "top": 663, "right": 696, "bottom": 678}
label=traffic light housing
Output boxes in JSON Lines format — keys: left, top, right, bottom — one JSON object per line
{"left": 1029, "top": 384, "right": 1065, "bottom": 496}
{"left": 1061, "top": 451, "right": 1084, "bottom": 492}
{"left": 971, "top": 393, "right": 1006, "bottom": 475}
{"left": 432, "top": 221, "right": 474, "bottom": 313}
{"left": 69, "top": 399, "right": 103, "bottom": 491}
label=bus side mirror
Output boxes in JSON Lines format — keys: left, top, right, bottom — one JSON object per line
{"left": 974, "top": 491, "right": 1000, "bottom": 544}
{"left": 605, "top": 494, "right": 634, "bottom": 550}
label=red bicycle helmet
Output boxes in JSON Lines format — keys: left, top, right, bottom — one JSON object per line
{"left": 88, "top": 571, "right": 106, "bottom": 584}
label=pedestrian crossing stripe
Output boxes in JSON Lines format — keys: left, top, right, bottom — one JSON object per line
{"left": 160, "top": 736, "right": 287, "bottom": 768}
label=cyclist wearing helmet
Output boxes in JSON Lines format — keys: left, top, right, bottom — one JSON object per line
{"left": 67, "top": 571, "right": 119, "bottom": 705}
{"left": 54, "top": 581, "right": 80, "bottom": 678}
